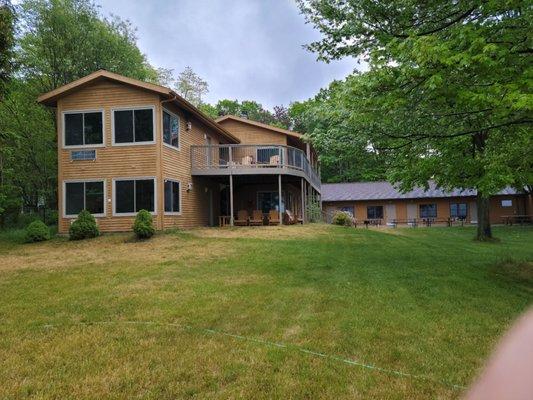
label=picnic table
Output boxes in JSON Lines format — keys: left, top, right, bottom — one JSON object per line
{"left": 501, "top": 215, "right": 532, "bottom": 225}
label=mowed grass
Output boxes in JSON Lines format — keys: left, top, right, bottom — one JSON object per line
{"left": 0, "top": 225, "right": 532, "bottom": 399}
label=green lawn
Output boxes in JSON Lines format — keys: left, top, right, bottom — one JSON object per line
{"left": 1, "top": 225, "right": 532, "bottom": 399}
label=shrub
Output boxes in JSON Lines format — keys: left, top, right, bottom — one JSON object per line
{"left": 69, "top": 210, "right": 100, "bottom": 240}
{"left": 25, "top": 220, "right": 50, "bottom": 242}
{"left": 133, "top": 209, "right": 155, "bottom": 239}
{"left": 332, "top": 211, "right": 353, "bottom": 227}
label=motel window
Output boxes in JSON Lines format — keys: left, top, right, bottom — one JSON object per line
{"left": 65, "top": 181, "right": 104, "bottom": 216}
{"left": 450, "top": 203, "right": 467, "bottom": 218}
{"left": 64, "top": 111, "right": 103, "bottom": 146}
{"left": 113, "top": 108, "right": 154, "bottom": 144}
{"left": 162, "top": 110, "right": 179, "bottom": 148}
{"left": 164, "top": 180, "right": 181, "bottom": 213}
{"left": 367, "top": 206, "right": 383, "bottom": 219}
{"left": 114, "top": 178, "right": 155, "bottom": 214}
{"left": 501, "top": 199, "right": 513, "bottom": 207}
{"left": 419, "top": 204, "right": 437, "bottom": 218}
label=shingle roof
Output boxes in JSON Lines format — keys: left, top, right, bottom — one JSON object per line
{"left": 321, "top": 181, "right": 519, "bottom": 202}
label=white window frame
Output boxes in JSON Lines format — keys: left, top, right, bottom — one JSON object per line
{"left": 63, "top": 179, "right": 107, "bottom": 218}
{"left": 62, "top": 109, "right": 105, "bottom": 149}
{"left": 112, "top": 177, "right": 157, "bottom": 216}
{"left": 162, "top": 108, "right": 180, "bottom": 151}
{"left": 163, "top": 179, "right": 182, "bottom": 215}
{"left": 111, "top": 105, "right": 156, "bottom": 146}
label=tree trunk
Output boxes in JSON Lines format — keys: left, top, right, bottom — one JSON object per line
{"left": 476, "top": 192, "right": 492, "bottom": 241}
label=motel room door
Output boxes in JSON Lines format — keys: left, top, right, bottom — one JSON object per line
{"left": 469, "top": 202, "right": 477, "bottom": 224}
{"left": 385, "top": 204, "right": 396, "bottom": 224}
{"left": 407, "top": 204, "right": 417, "bottom": 221}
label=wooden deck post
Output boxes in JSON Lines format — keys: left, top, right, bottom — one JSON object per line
{"left": 301, "top": 178, "right": 305, "bottom": 224}
{"left": 278, "top": 174, "right": 282, "bottom": 225}
{"left": 229, "top": 174, "right": 234, "bottom": 226}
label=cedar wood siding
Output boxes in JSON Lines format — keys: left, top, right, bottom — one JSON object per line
{"left": 57, "top": 80, "right": 228, "bottom": 233}
{"left": 160, "top": 101, "right": 223, "bottom": 229}
{"left": 323, "top": 194, "right": 528, "bottom": 224}
{"left": 217, "top": 119, "right": 288, "bottom": 145}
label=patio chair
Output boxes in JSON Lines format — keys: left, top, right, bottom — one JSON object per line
{"left": 284, "top": 210, "right": 297, "bottom": 225}
{"left": 234, "top": 210, "right": 249, "bottom": 226}
{"left": 269, "top": 155, "right": 280, "bottom": 165}
{"left": 268, "top": 210, "right": 280, "bottom": 225}
{"left": 241, "top": 155, "right": 253, "bottom": 165}
{"left": 249, "top": 210, "right": 263, "bottom": 226}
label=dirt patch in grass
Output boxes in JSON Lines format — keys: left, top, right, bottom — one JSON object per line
{"left": 0, "top": 232, "right": 236, "bottom": 273}
{"left": 190, "top": 223, "right": 332, "bottom": 240}
{"left": 489, "top": 259, "right": 533, "bottom": 291}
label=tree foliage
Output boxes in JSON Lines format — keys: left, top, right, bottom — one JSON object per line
{"left": 175, "top": 66, "right": 208, "bottom": 106}
{"left": 299, "top": 0, "right": 532, "bottom": 240}
{"left": 0, "top": 0, "right": 159, "bottom": 224}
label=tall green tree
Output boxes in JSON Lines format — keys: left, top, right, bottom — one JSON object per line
{"left": 299, "top": 0, "right": 532, "bottom": 240}
{"left": 0, "top": 0, "right": 159, "bottom": 225}
{"left": 175, "top": 66, "right": 208, "bottom": 106}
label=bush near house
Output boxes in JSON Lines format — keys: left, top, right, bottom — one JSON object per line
{"left": 24, "top": 220, "right": 50, "bottom": 242}
{"left": 69, "top": 210, "right": 100, "bottom": 240}
{"left": 133, "top": 209, "right": 155, "bottom": 239}
{"left": 332, "top": 211, "right": 353, "bottom": 226}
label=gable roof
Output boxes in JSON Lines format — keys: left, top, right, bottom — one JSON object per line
{"left": 322, "top": 181, "right": 519, "bottom": 202}
{"left": 37, "top": 70, "right": 240, "bottom": 144}
{"left": 215, "top": 115, "right": 304, "bottom": 140}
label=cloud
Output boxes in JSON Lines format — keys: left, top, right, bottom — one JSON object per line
{"left": 96, "top": 0, "right": 363, "bottom": 109}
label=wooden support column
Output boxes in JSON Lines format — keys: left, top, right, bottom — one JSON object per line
{"left": 301, "top": 178, "right": 305, "bottom": 224}
{"left": 229, "top": 174, "right": 234, "bottom": 226}
{"left": 278, "top": 174, "right": 282, "bottom": 225}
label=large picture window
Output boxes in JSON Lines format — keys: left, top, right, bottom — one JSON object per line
{"left": 113, "top": 108, "right": 154, "bottom": 144}
{"left": 162, "top": 110, "right": 180, "bottom": 148}
{"left": 257, "top": 191, "right": 284, "bottom": 213}
{"left": 164, "top": 180, "right": 181, "bottom": 213}
{"left": 367, "top": 205, "right": 383, "bottom": 219}
{"left": 450, "top": 203, "right": 467, "bottom": 218}
{"left": 64, "top": 180, "right": 105, "bottom": 216}
{"left": 419, "top": 203, "right": 437, "bottom": 218}
{"left": 63, "top": 111, "right": 103, "bottom": 147}
{"left": 114, "top": 178, "right": 155, "bottom": 214}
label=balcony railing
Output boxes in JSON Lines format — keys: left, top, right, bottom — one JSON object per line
{"left": 191, "top": 144, "right": 320, "bottom": 189}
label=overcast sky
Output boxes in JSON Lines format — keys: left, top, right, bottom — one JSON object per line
{"left": 95, "top": 0, "right": 362, "bottom": 109}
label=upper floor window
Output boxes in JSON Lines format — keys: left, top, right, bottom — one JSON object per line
{"left": 113, "top": 107, "right": 154, "bottom": 145}
{"left": 63, "top": 111, "right": 103, "bottom": 147}
{"left": 420, "top": 203, "right": 437, "bottom": 218}
{"left": 162, "top": 110, "right": 179, "bottom": 149}
{"left": 367, "top": 205, "right": 383, "bottom": 219}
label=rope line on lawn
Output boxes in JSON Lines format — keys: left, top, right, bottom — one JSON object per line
{"left": 41, "top": 320, "right": 466, "bottom": 391}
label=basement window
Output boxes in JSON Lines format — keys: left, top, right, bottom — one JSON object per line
{"left": 114, "top": 178, "right": 156, "bottom": 215}
{"left": 64, "top": 180, "right": 105, "bottom": 217}
{"left": 164, "top": 180, "right": 181, "bottom": 213}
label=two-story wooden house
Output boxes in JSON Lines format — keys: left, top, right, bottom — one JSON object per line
{"left": 38, "top": 70, "right": 321, "bottom": 233}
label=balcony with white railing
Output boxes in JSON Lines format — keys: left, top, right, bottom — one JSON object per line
{"left": 191, "top": 144, "right": 321, "bottom": 190}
